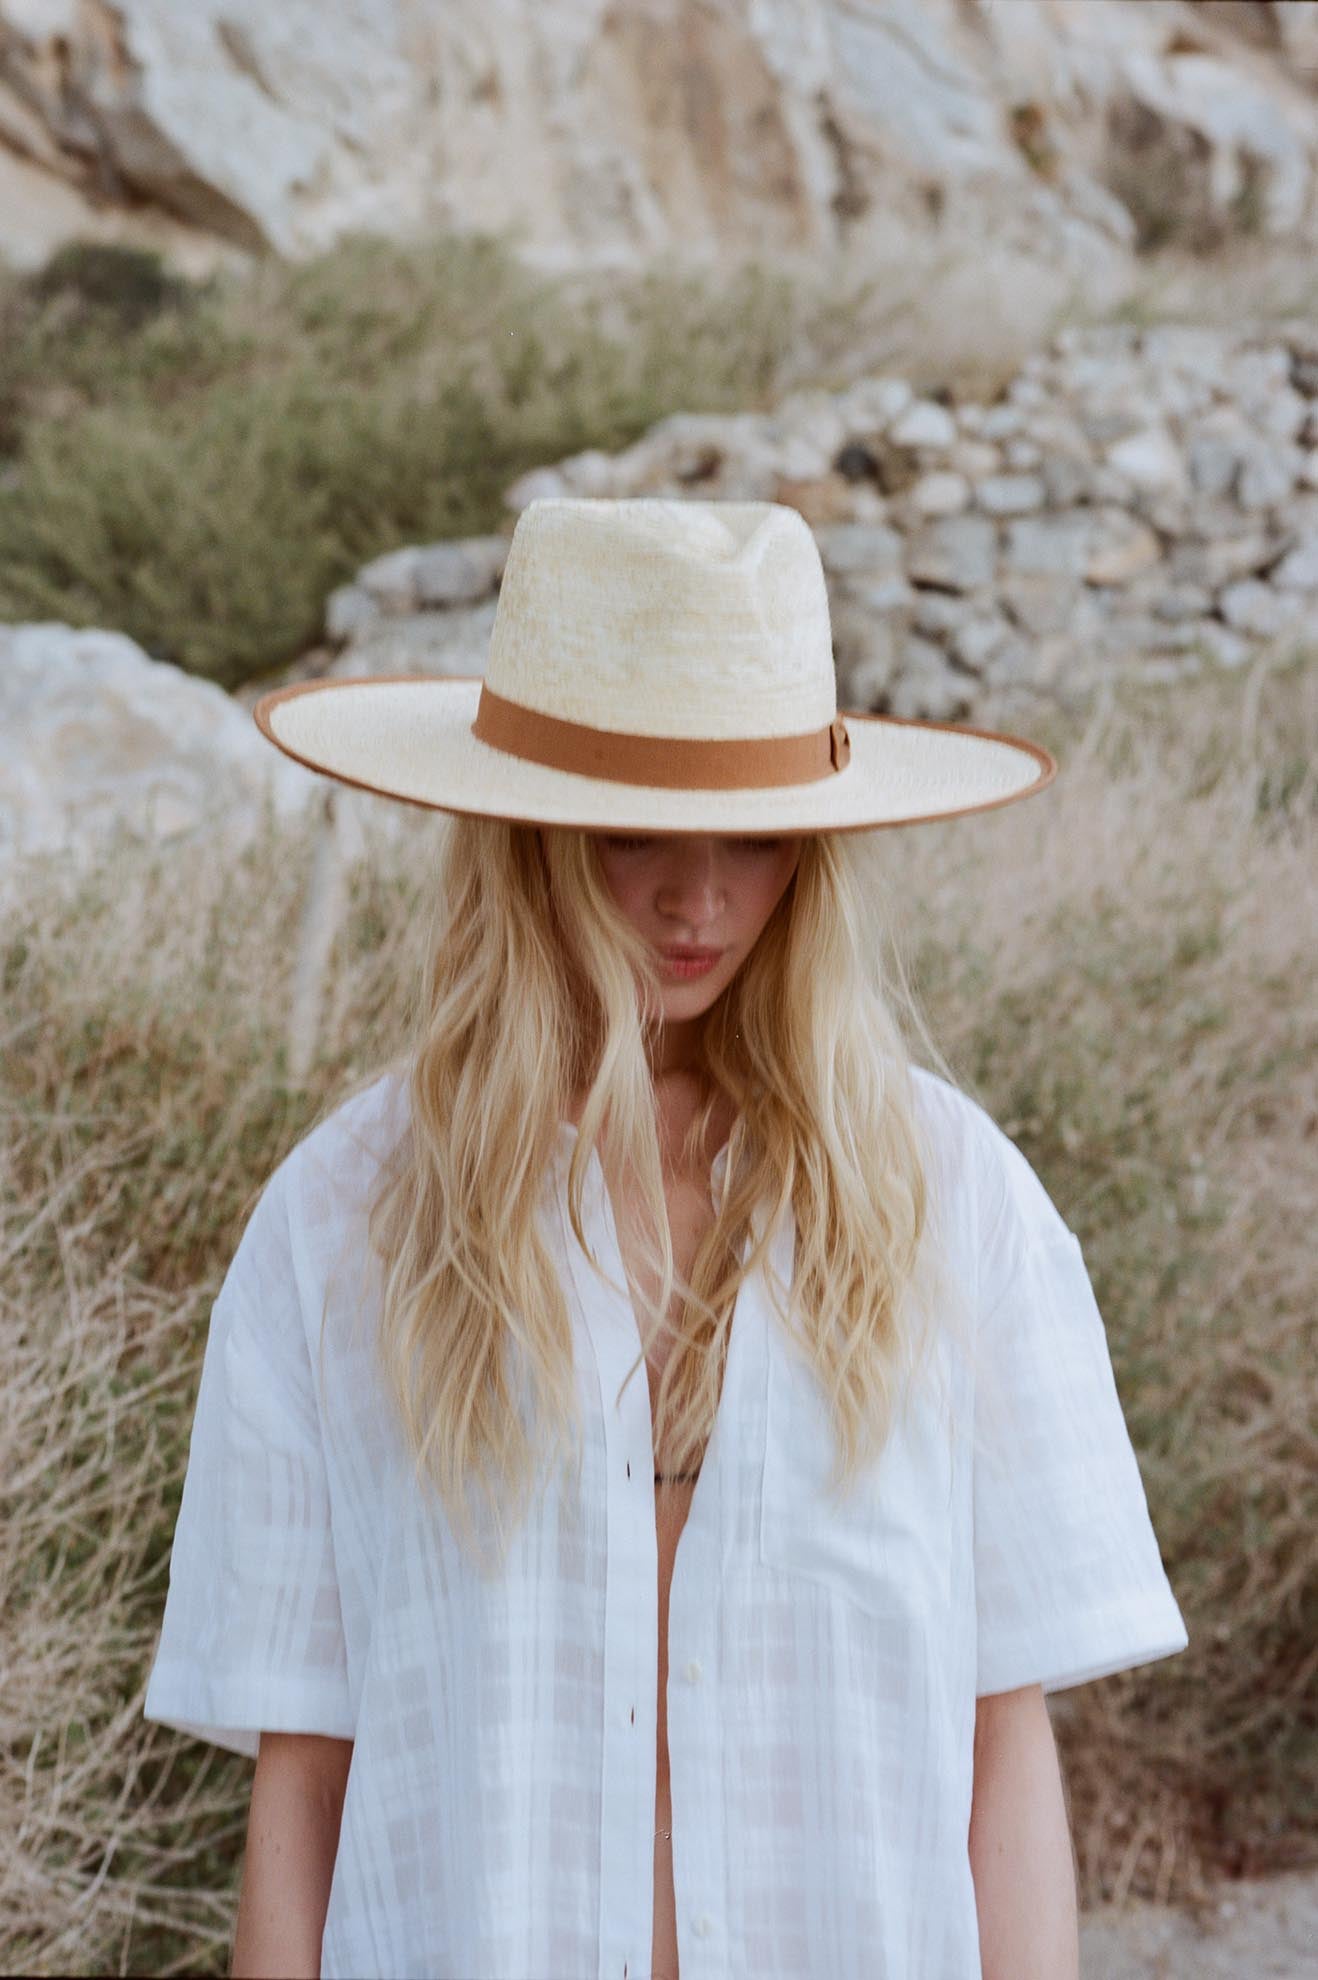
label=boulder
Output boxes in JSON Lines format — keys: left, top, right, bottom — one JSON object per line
{"left": 0, "top": 624, "right": 321, "bottom": 868}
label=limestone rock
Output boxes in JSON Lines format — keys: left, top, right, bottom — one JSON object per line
{"left": 1002, "top": 511, "right": 1095, "bottom": 578}
{"left": 974, "top": 473, "right": 1046, "bottom": 516}
{"left": 905, "top": 514, "right": 998, "bottom": 592}
{"left": 909, "top": 591, "right": 975, "bottom": 638}
{"left": 1191, "top": 622, "right": 1250, "bottom": 670}
{"left": 889, "top": 401, "right": 958, "bottom": 452}
{"left": 1105, "top": 426, "right": 1188, "bottom": 498}
{"left": 1189, "top": 424, "right": 1249, "bottom": 500}
{"left": 1217, "top": 579, "right": 1304, "bottom": 637}
{"left": 1115, "top": 46, "right": 1314, "bottom": 240}
{"left": 1084, "top": 514, "right": 1163, "bottom": 587}
{"left": 1270, "top": 534, "right": 1318, "bottom": 592}
{"left": 3, "top": 0, "right": 1317, "bottom": 350}
{"left": 329, "top": 600, "right": 498, "bottom": 680}
{"left": 324, "top": 583, "right": 382, "bottom": 645}
{"left": 947, "top": 439, "right": 1001, "bottom": 481}
{"left": 1038, "top": 454, "right": 1095, "bottom": 508}
{"left": 999, "top": 572, "right": 1084, "bottom": 637}
{"left": 413, "top": 537, "right": 510, "bottom": 607}
{"left": 0, "top": 623, "right": 321, "bottom": 867}
{"left": 813, "top": 522, "right": 904, "bottom": 579}
{"left": 949, "top": 616, "right": 1015, "bottom": 677}
{"left": 770, "top": 474, "right": 858, "bottom": 528}
{"left": 1002, "top": 438, "right": 1043, "bottom": 472}
{"left": 1166, "top": 531, "right": 1273, "bottom": 590}
{"left": 907, "top": 471, "right": 971, "bottom": 518}
{"left": 351, "top": 536, "right": 508, "bottom": 615}
{"left": 1236, "top": 440, "right": 1302, "bottom": 509}
{"left": 1154, "top": 582, "right": 1214, "bottom": 622}
{"left": 884, "top": 635, "right": 971, "bottom": 723}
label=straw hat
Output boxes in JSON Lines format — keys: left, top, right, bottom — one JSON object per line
{"left": 253, "top": 496, "right": 1055, "bottom": 835}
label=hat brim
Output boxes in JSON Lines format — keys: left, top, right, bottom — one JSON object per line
{"left": 253, "top": 675, "right": 1055, "bottom": 835}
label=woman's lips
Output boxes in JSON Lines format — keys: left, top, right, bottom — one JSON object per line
{"left": 659, "top": 947, "right": 723, "bottom": 978}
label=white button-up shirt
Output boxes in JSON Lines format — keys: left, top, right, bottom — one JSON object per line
{"left": 144, "top": 1067, "right": 1188, "bottom": 1979}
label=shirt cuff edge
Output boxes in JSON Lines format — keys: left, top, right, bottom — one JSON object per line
{"left": 976, "top": 1592, "right": 1189, "bottom": 1698}
{"left": 143, "top": 1660, "right": 356, "bottom": 1757}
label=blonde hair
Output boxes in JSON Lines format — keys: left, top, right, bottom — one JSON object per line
{"left": 357, "top": 815, "right": 965, "bottom": 1569}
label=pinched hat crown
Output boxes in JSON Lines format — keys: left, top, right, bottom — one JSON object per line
{"left": 472, "top": 498, "right": 852, "bottom": 788}
{"left": 484, "top": 498, "right": 837, "bottom": 736}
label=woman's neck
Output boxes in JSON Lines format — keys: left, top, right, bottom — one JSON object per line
{"left": 647, "top": 1013, "right": 705, "bottom": 1080}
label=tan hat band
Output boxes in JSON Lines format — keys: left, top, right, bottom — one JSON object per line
{"left": 472, "top": 684, "right": 851, "bottom": 790}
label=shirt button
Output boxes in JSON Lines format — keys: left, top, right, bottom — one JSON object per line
{"left": 694, "top": 1914, "right": 712, "bottom": 1938}
{"left": 684, "top": 1659, "right": 702, "bottom": 1684}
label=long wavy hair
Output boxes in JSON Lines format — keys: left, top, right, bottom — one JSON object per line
{"left": 352, "top": 815, "right": 965, "bottom": 1570}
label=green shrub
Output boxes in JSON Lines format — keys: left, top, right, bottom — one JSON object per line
{"left": 0, "top": 230, "right": 807, "bottom": 687}
{"left": 25, "top": 240, "right": 196, "bottom": 329}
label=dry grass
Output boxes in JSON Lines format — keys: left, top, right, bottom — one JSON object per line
{"left": 883, "top": 651, "right": 1317, "bottom": 1911}
{"left": 1, "top": 653, "right": 1314, "bottom": 1971}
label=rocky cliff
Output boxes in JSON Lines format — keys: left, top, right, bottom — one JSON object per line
{"left": 2, "top": 0, "right": 1317, "bottom": 297}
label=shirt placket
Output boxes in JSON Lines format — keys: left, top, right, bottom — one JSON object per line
{"left": 666, "top": 1188, "right": 783, "bottom": 1977}
{"left": 559, "top": 1151, "right": 660, "bottom": 1980}
{"left": 664, "top": 1446, "right": 726, "bottom": 1975}
{"left": 558, "top": 1139, "right": 780, "bottom": 1980}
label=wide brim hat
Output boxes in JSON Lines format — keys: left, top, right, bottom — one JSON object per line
{"left": 253, "top": 497, "right": 1056, "bottom": 836}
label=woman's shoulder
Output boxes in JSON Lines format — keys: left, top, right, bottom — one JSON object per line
{"left": 296, "top": 1066, "right": 411, "bottom": 1175}
{"left": 261, "top": 1067, "right": 412, "bottom": 1240}
{"left": 907, "top": 1064, "right": 1073, "bottom": 1264}
{"left": 907, "top": 1062, "right": 1009, "bottom": 1184}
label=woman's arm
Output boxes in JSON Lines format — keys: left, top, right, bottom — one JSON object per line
{"left": 231, "top": 1732, "right": 354, "bottom": 1980}
{"left": 968, "top": 1683, "right": 1079, "bottom": 1980}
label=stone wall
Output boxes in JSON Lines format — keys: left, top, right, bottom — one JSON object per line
{"left": 326, "top": 319, "right": 1318, "bottom": 724}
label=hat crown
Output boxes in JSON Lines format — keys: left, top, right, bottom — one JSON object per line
{"left": 485, "top": 497, "right": 837, "bottom": 739}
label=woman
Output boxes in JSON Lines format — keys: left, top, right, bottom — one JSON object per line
{"left": 144, "top": 496, "right": 1188, "bottom": 1980}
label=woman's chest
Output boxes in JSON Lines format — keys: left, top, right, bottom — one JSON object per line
{"left": 317, "top": 1158, "right": 975, "bottom": 1679}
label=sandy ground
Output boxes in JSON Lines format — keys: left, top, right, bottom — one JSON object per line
{"left": 1079, "top": 1871, "right": 1318, "bottom": 1978}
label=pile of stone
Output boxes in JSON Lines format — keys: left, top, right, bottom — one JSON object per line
{"left": 328, "top": 319, "right": 1318, "bottom": 722}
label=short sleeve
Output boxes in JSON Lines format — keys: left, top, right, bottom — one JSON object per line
{"left": 971, "top": 1133, "right": 1189, "bottom": 1698}
{"left": 143, "top": 1159, "right": 354, "bottom": 1758}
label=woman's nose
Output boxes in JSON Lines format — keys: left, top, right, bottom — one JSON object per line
{"left": 656, "top": 846, "right": 725, "bottom": 922}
